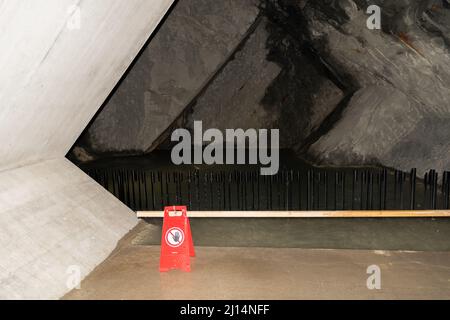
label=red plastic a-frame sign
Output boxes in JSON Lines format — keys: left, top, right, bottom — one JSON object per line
{"left": 160, "top": 206, "right": 195, "bottom": 272}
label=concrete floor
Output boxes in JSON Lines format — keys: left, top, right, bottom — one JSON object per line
{"left": 64, "top": 222, "right": 450, "bottom": 300}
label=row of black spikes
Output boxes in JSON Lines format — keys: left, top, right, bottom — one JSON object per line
{"left": 85, "top": 168, "right": 450, "bottom": 211}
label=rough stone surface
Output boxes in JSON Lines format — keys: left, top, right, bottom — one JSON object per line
{"left": 186, "top": 19, "right": 282, "bottom": 138}
{"left": 186, "top": 17, "right": 344, "bottom": 148}
{"left": 74, "top": 0, "right": 450, "bottom": 177}
{"left": 308, "top": 85, "right": 424, "bottom": 165}
{"left": 83, "top": 0, "right": 260, "bottom": 154}
{"left": 304, "top": 0, "right": 450, "bottom": 176}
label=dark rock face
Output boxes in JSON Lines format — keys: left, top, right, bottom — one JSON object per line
{"left": 185, "top": 16, "right": 343, "bottom": 148}
{"left": 75, "top": 0, "right": 345, "bottom": 155}
{"left": 303, "top": 0, "right": 450, "bottom": 176}
{"left": 308, "top": 85, "right": 423, "bottom": 164}
{"left": 185, "top": 18, "right": 283, "bottom": 137}
{"left": 261, "top": 6, "right": 346, "bottom": 148}
{"left": 72, "top": 0, "right": 450, "bottom": 177}
{"left": 79, "top": 0, "right": 260, "bottom": 154}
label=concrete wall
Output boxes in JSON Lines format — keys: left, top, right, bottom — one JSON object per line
{"left": 0, "top": 159, "right": 137, "bottom": 299}
{"left": 0, "top": 0, "right": 173, "bottom": 298}
{"left": 0, "top": 0, "right": 172, "bottom": 171}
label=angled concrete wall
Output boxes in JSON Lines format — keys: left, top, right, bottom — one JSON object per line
{"left": 0, "top": 159, "right": 137, "bottom": 299}
{"left": 0, "top": 0, "right": 173, "bottom": 299}
{"left": 0, "top": 0, "right": 173, "bottom": 171}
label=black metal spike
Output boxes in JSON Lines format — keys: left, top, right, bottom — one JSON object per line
{"left": 324, "top": 171, "right": 328, "bottom": 211}
{"left": 410, "top": 169, "right": 416, "bottom": 210}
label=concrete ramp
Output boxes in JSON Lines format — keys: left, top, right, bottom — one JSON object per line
{"left": 0, "top": 0, "right": 173, "bottom": 298}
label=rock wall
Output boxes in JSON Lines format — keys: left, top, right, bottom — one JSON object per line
{"left": 82, "top": 0, "right": 260, "bottom": 154}
{"left": 74, "top": 0, "right": 450, "bottom": 177}
{"left": 79, "top": 0, "right": 345, "bottom": 153}
{"left": 185, "top": 15, "right": 344, "bottom": 148}
{"left": 303, "top": 0, "right": 450, "bottom": 176}
{"left": 186, "top": 18, "right": 282, "bottom": 137}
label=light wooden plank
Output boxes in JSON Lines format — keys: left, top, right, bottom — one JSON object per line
{"left": 136, "top": 210, "right": 450, "bottom": 218}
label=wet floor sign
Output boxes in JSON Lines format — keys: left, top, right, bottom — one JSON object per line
{"left": 160, "top": 206, "right": 195, "bottom": 272}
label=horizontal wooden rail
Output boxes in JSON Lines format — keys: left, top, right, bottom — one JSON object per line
{"left": 136, "top": 210, "right": 450, "bottom": 218}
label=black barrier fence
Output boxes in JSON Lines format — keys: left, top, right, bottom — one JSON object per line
{"left": 85, "top": 168, "right": 450, "bottom": 211}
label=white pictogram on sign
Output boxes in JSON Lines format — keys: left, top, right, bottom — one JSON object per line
{"left": 165, "top": 227, "right": 184, "bottom": 247}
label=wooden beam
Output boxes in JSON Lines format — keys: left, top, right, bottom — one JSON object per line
{"left": 136, "top": 210, "right": 450, "bottom": 218}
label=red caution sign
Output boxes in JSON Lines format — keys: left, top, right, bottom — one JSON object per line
{"left": 160, "top": 206, "right": 195, "bottom": 272}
